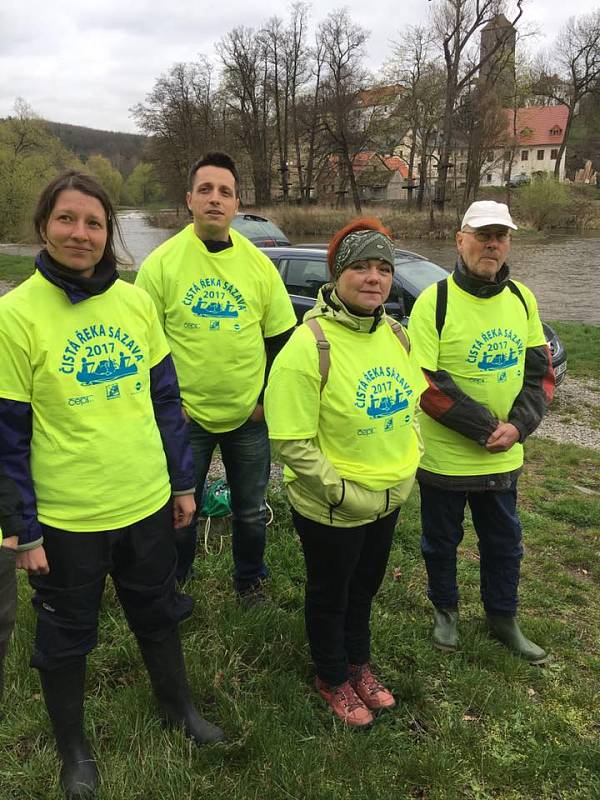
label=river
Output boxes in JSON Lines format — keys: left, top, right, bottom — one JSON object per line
{"left": 1, "top": 209, "right": 599, "bottom": 323}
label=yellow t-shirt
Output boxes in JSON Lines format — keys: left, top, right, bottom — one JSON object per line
{"left": 265, "top": 316, "right": 425, "bottom": 491}
{"left": 0, "top": 271, "right": 172, "bottom": 531}
{"left": 136, "top": 225, "right": 297, "bottom": 433}
{"left": 409, "top": 274, "right": 546, "bottom": 476}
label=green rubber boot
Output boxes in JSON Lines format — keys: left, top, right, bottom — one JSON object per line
{"left": 432, "top": 607, "right": 459, "bottom": 652}
{"left": 486, "top": 615, "right": 550, "bottom": 665}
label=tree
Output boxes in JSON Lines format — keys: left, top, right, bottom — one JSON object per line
{"left": 131, "top": 59, "right": 219, "bottom": 205}
{"left": 431, "top": 0, "right": 524, "bottom": 210}
{"left": 317, "top": 8, "right": 370, "bottom": 212}
{"left": 387, "top": 26, "right": 445, "bottom": 208}
{"left": 262, "top": 4, "right": 312, "bottom": 203}
{"left": 123, "top": 163, "right": 163, "bottom": 206}
{"left": 0, "top": 99, "right": 79, "bottom": 241}
{"left": 86, "top": 155, "right": 123, "bottom": 205}
{"left": 532, "top": 11, "right": 600, "bottom": 178}
{"left": 218, "top": 27, "right": 273, "bottom": 205}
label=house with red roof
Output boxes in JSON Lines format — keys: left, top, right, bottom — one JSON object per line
{"left": 452, "top": 105, "right": 569, "bottom": 187}
{"left": 502, "top": 105, "right": 569, "bottom": 181}
{"left": 316, "top": 151, "right": 411, "bottom": 203}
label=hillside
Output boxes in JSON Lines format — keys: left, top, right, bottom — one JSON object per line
{"left": 45, "top": 120, "right": 147, "bottom": 176}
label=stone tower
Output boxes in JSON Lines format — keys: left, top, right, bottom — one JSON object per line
{"left": 480, "top": 14, "right": 516, "bottom": 105}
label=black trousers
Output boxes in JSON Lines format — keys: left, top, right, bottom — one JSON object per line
{"left": 0, "top": 545, "right": 17, "bottom": 703}
{"left": 29, "top": 502, "right": 193, "bottom": 671}
{"left": 292, "top": 507, "right": 399, "bottom": 687}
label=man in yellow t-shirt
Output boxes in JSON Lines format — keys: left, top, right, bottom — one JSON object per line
{"left": 137, "top": 152, "right": 296, "bottom": 601}
{"left": 409, "top": 201, "right": 555, "bottom": 663}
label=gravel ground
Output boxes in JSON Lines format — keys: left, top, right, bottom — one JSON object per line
{"left": 0, "top": 280, "right": 15, "bottom": 295}
{"left": 533, "top": 376, "right": 600, "bottom": 451}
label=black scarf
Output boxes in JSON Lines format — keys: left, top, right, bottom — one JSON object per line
{"left": 36, "top": 249, "right": 119, "bottom": 304}
{"left": 453, "top": 256, "right": 510, "bottom": 299}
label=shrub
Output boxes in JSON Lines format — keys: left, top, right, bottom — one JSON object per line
{"left": 514, "top": 175, "right": 571, "bottom": 230}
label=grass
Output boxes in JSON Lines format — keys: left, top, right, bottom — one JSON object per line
{"left": 549, "top": 321, "right": 600, "bottom": 382}
{"left": 0, "top": 247, "right": 599, "bottom": 798}
{"left": 1, "top": 437, "right": 600, "bottom": 800}
{"left": 0, "top": 253, "right": 137, "bottom": 287}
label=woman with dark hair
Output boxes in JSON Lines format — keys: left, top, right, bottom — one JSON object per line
{"left": 0, "top": 171, "right": 224, "bottom": 799}
{"left": 265, "top": 218, "right": 424, "bottom": 727}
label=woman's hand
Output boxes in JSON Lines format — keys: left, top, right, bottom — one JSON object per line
{"left": 173, "top": 493, "right": 196, "bottom": 530}
{"left": 16, "top": 545, "right": 50, "bottom": 575}
{"left": 1, "top": 536, "right": 18, "bottom": 550}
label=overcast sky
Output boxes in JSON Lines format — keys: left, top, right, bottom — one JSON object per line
{"left": 1, "top": 0, "right": 595, "bottom": 134}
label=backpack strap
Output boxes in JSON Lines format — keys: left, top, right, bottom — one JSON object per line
{"left": 305, "top": 318, "right": 330, "bottom": 391}
{"left": 385, "top": 317, "right": 410, "bottom": 353}
{"left": 435, "top": 277, "right": 528, "bottom": 337}
{"left": 306, "top": 316, "right": 409, "bottom": 393}
{"left": 435, "top": 278, "right": 448, "bottom": 337}
{"left": 507, "top": 280, "right": 529, "bottom": 318}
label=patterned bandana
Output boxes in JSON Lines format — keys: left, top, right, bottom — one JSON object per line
{"left": 333, "top": 229, "right": 395, "bottom": 280}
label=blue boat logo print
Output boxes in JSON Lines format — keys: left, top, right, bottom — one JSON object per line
{"left": 191, "top": 298, "right": 239, "bottom": 319}
{"left": 367, "top": 389, "right": 409, "bottom": 419}
{"left": 76, "top": 352, "right": 138, "bottom": 386}
{"left": 477, "top": 348, "right": 518, "bottom": 372}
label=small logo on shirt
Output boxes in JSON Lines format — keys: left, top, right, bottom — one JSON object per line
{"left": 357, "top": 427, "right": 375, "bottom": 436}
{"left": 106, "top": 384, "right": 121, "bottom": 400}
{"left": 67, "top": 395, "right": 94, "bottom": 407}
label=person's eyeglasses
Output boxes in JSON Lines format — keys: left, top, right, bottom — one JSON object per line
{"left": 463, "top": 230, "right": 510, "bottom": 243}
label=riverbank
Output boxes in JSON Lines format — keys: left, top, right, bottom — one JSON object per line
{"left": 146, "top": 196, "right": 600, "bottom": 241}
{"left": 146, "top": 206, "right": 479, "bottom": 240}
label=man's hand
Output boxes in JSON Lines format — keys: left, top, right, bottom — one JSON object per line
{"left": 1, "top": 536, "right": 18, "bottom": 550}
{"left": 181, "top": 406, "right": 191, "bottom": 424}
{"left": 248, "top": 403, "right": 265, "bottom": 423}
{"left": 173, "top": 493, "right": 196, "bottom": 530}
{"left": 16, "top": 545, "right": 50, "bottom": 575}
{"left": 485, "top": 422, "right": 520, "bottom": 453}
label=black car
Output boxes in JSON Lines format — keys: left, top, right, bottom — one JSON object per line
{"left": 230, "top": 213, "right": 290, "bottom": 246}
{"left": 261, "top": 246, "right": 567, "bottom": 386}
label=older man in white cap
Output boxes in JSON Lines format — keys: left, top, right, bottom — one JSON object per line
{"left": 409, "top": 201, "right": 555, "bottom": 663}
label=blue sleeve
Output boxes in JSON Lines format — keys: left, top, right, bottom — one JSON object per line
{"left": 149, "top": 354, "right": 196, "bottom": 493}
{"left": 0, "top": 398, "right": 43, "bottom": 548}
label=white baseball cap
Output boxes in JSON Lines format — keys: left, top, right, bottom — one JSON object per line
{"left": 461, "top": 201, "right": 518, "bottom": 231}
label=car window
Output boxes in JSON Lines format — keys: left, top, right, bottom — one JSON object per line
{"left": 394, "top": 258, "right": 449, "bottom": 294}
{"left": 231, "top": 216, "right": 288, "bottom": 243}
{"left": 280, "top": 258, "right": 328, "bottom": 297}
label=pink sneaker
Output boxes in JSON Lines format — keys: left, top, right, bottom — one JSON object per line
{"left": 315, "top": 677, "right": 374, "bottom": 727}
{"left": 349, "top": 664, "right": 396, "bottom": 710}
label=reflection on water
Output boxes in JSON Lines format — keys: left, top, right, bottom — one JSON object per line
{"left": 1, "top": 211, "right": 599, "bottom": 323}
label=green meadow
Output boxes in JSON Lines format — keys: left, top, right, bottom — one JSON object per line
{"left": 0, "top": 252, "right": 599, "bottom": 799}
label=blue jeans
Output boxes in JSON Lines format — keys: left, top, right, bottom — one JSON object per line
{"left": 175, "top": 417, "right": 270, "bottom": 591}
{"left": 419, "top": 480, "right": 523, "bottom": 616}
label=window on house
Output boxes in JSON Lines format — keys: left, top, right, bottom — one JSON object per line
{"left": 521, "top": 150, "right": 529, "bottom": 161}
{"left": 537, "top": 150, "right": 545, "bottom": 160}
{"left": 486, "top": 174, "right": 492, "bottom": 183}
{"left": 503, "top": 150, "right": 511, "bottom": 161}
{"left": 550, "top": 149, "right": 558, "bottom": 160}
{"left": 550, "top": 126, "right": 561, "bottom": 136}
{"left": 486, "top": 151, "right": 494, "bottom": 162}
